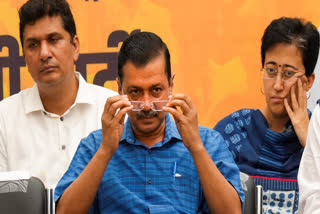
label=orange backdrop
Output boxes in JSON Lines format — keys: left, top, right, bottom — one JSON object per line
{"left": 1, "top": 0, "right": 320, "bottom": 127}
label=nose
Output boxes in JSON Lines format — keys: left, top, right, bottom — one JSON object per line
{"left": 273, "top": 74, "right": 284, "bottom": 91}
{"left": 40, "top": 41, "right": 52, "bottom": 62}
{"left": 142, "top": 94, "right": 152, "bottom": 111}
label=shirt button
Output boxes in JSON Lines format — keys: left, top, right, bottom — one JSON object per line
{"left": 148, "top": 149, "right": 152, "bottom": 154}
{"left": 147, "top": 180, "right": 152, "bottom": 184}
{"left": 61, "top": 145, "right": 66, "bottom": 150}
{"left": 60, "top": 117, "right": 64, "bottom": 122}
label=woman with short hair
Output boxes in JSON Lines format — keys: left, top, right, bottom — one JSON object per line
{"left": 214, "top": 17, "right": 319, "bottom": 214}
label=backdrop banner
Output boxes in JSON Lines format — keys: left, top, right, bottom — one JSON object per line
{"left": 1, "top": 0, "right": 320, "bottom": 126}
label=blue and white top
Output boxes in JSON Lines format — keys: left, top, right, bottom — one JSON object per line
{"left": 214, "top": 109, "right": 310, "bottom": 214}
{"left": 55, "top": 113, "right": 244, "bottom": 213}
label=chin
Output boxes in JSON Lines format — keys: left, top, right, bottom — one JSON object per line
{"left": 137, "top": 121, "right": 160, "bottom": 132}
{"left": 131, "top": 116, "right": 165, "bottom": 135}
{"left": 266, "top": 102, "right": 284, "bottom": 116}
{"left": 39, "top": 76, "right": 65, "bottom": 87}
{"left": 271, "top": 108, "right": 288, "bottom": 118}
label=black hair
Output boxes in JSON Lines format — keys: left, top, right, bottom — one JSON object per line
{"left": 19, "top": 0, "right": 76, "bottom": 47}
{"left": 261, "top": 17, "right": 320, "bottom": 77}
{"left": 118, "top": 31, "right": 171, "bottom": 85}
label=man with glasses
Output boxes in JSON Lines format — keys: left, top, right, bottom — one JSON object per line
{"left": 54, "top": 32, "right": 244, "bottom": 214}
{"left": 214, "top": 17, "right": 318, "bottom": 213}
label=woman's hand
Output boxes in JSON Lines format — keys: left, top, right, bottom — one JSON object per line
{"left": 284, "top": 78, "right": 309, "bottom": 147}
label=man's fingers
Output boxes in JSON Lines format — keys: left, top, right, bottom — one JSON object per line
{"left": 168, "top": 94, "right": 196, "bottom": 114}
{"left": 103, "top": 96, "right": 131, "bottom": 120}
{"left": 163, "top": 106, "right": 183, "bottom": 121}
{"left": 113, "top": 105, "right": 133, "bottom": 123}
{"left": 103, "top": 95, "right": 128, "bottom": 113}
{"left": 170, "top": 94, "right": 194, "bottom": 108}
{"left": 167, "top": 99, "right": 190, "bottom": 114}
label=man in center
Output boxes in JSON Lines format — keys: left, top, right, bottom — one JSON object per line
{"left": 55, "top": 32, "right": 244, "bottom": 214}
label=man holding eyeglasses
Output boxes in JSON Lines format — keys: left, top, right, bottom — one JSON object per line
{"left": 214, "top": 17, "right": 318, "bottom": 213}
{"left": 54, "top": 32, "right": 244, "bottom": 214}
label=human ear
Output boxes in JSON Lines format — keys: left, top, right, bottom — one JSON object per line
{"left": 169, "top": 73, "right": 175, "bottom": 95}
{"left": 72, "top": 35, "right": 80, "bottom": 62}
{"left": 116, "top": 78, "right": 122, "bottom": 94}
{"left": 306, "top": 73, "right": 315, "bottom": 91}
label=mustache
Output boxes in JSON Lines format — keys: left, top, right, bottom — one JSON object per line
{"left": 136, "top": 110, "right": 159, "bottom": 119}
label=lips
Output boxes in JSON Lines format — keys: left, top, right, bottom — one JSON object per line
{"left": 40, "top": 65, "right": 57, "bottom": 73}
{"left": 139, "top": 115, "right": 155, "bottom": 120}
{"left": 271, "top": 96, "right": 284, "bottom": 103}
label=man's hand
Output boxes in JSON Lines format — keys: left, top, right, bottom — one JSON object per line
{"left": 100, "top": 95, "right": 133, "bottom": 154}
{"left": 284, "top": 78, "right": 309, "bottom": 147}
{"left": 56, "top": 96, "right": 133, "bottom": 214}
{"left": 163, "top": 94, "right": 202, "bottom": 153}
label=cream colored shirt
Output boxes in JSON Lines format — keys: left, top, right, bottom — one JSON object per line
{"left": 298, "top": 104, "right": 320, "bottom": 214}
{"left": 0, "top": 72, "right": 117, "bottom": 188}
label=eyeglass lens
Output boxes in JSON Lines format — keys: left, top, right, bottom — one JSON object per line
{"left": 130, "top": 100, "right": 168, "bottom": 111}
{"left": 262, "top": 67, "right": 303, "bottom": 82}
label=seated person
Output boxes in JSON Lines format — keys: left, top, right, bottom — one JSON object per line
{"left": 214, "top": 17, "right": 318, "bottom": 214}
{"left": 298, "top": 99, "right": 320, "bottom": 214}
{"left": 0, "top": 0, "right": 117, "bottom": 188}
{"left": 54, "top": 32, "right": 244, "bottom": 214}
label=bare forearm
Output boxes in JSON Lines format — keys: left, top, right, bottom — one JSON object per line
{"left": 56, "top": 146, "right": 113, "bottom": 214}
{"left": 190, "top": 144, "right": 242, "bottom": 214}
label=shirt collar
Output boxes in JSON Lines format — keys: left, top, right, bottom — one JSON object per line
{"left": 23, "top": 72, "right": 94, "bottom": 114}
{"left": 120, "top": 113, "right": 182, "bottom": 147}
{"left": 23, "top": 83, "right": 45, "bottom": 114}
{"left": 74, "top": 72, "right": 95, "bottom": 105}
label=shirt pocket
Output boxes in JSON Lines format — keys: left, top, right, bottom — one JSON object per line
{"left": 167, "top": 169, "right": 200, "bottom": 213}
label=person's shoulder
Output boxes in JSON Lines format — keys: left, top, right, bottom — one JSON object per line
{"left": 198, "top": 125, "right": 233, "bottom": 155}
{"left": 214, "top": 108, "right": 256, "bottom": 128}
{"left": 198, "top": 125, "right": 225, "bottom": 144}
{"left": 90, "top": 128, "right": 103, "bottom": 138}
{"left": 0, "top": 88, "right": 33, "bottom": 111}
{"left": 199, "top": 125, "right": 220, "bottom": 136}
{"left": 86, "top": 83, "right": 118, "bottom": 97}
{"left": 79, "top": 129, "right": 104, "bottom": 150}
{"left": 312, "top": 101, "right": 320, "bottom": 117}
{"left": 85, "top": 129, "right": 103, "bottom": 141}
{"left": 224, "top": 108, "right": 256, "bottom": 119}
{"left": 83, "top": 83, "right": 118, "bottom": 106}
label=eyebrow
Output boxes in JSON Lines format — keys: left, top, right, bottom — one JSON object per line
{"left": 127, "top": 83, "right": 164, "bottom": 90}
{"left": 150, "top": 83, "right": 164, "bottom": 88}
{"left": 265, "top": 61, "right": 299, "bottom": 70}
{"left": 24, "top": 32, "right": 62, "bottom": 43}
{"left": 24, "top": 38, "right": 38, "bottom": 44}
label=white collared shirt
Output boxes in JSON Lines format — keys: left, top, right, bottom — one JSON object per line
{"left": 298, "top": 104, "right": 320, "bottom": 214}
{"left": 0, "top": 72, "right": 117, "bottom": 188}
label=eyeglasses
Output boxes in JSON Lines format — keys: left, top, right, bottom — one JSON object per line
{"left": 129, "top": 100, "right": 169, "bottom": 111}
{"left": 261, "top": 67, "right": 304, "bottom": 83}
